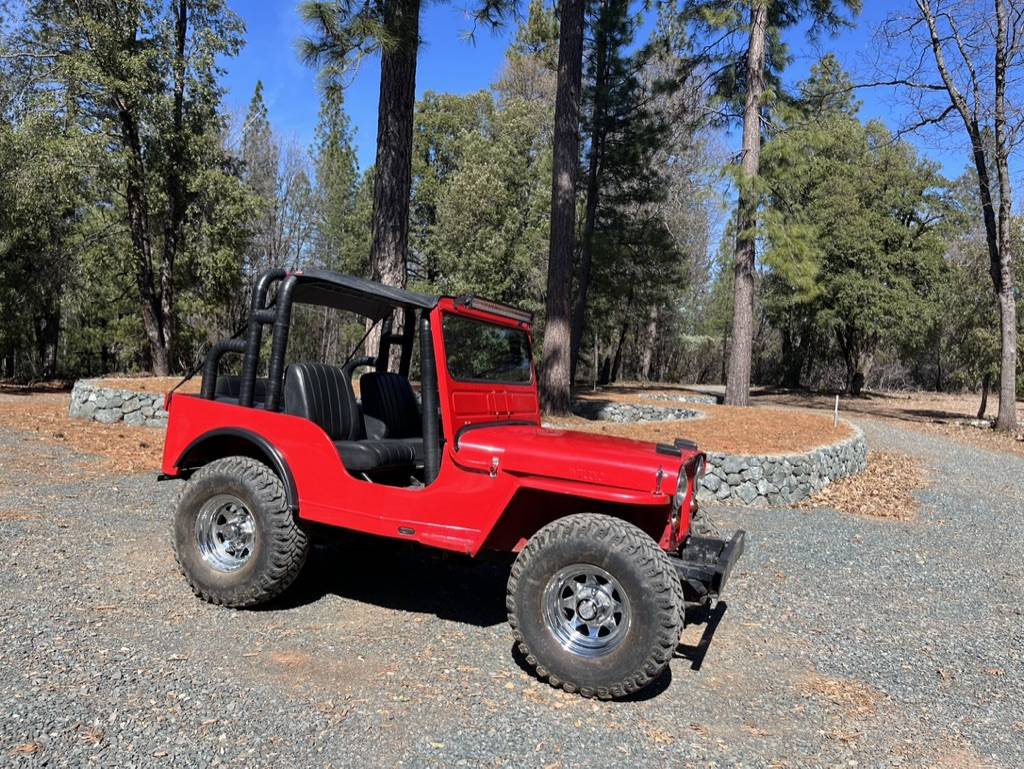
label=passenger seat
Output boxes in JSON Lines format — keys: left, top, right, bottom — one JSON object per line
{"left": 359, "top": 372, "right": 425, "bottom": 463}
{"left": 283, "top": 362, "right": 416, "bottom": 474}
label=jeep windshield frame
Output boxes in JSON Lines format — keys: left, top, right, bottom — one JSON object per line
{"left": 442, "top": 313, "right": 534, "bottom": 386}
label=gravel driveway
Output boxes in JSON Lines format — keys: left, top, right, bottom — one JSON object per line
{"left": 1, "top": 419, "right": 1021, "bottom": 768}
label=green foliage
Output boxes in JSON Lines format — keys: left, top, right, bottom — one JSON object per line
{"left": 427, "top": 95, "right": 553, "bottom": 316}
{"left": 759, "top": 65, "right": 949, "bottom": 391}
{"left": 495, "top": 0, "right": 559, "bottom": 106}
{"left": 312, "top": 82, "right": 364, "bottom": 274}
{"left": 681, "top": 0, "right": 861, "bottom": 120}
{"left": 410, "top": 90, "right": 496, "bottom": 284}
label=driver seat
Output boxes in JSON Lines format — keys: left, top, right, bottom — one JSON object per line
{"left": 283, "top": 362, "right": 416, "bottom": 474}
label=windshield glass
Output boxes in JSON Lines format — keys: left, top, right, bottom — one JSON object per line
{"left": 442, "top": 314, "right": 532, "bottom": 384}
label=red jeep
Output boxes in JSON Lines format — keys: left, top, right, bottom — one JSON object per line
{"left": 161, "top": 268, "right": 744, "bottom": 699}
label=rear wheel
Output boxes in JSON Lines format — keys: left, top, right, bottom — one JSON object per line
{"left": 506, "top": 514, "right": 685, "bottom": 699}
{"left": 173, "top": 456, "right": 309, "bottom": 608}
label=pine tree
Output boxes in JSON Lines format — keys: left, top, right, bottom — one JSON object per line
{"left": 16, "top": 0, "right": 245, "bottom": 375}
{"left": 312, "top": 82, "right": 361, "bottom": 274}
{"left": 241, "top": 81, "right": 280, "bottom": 278}
{"left": 570, "top": 0, "right": 668, "bottom": 383}
{"left": 681, "top": 0, "right": 861, "bottom": 405}
{"left": 760, "top": 60, "right": 947, "bottom": 395}
{"left": 539, "top": 0, "right": 586, "bottom": 414}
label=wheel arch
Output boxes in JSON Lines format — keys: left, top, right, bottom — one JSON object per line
{"left": 174, "top": 428, "right": 298, "bottom": 512}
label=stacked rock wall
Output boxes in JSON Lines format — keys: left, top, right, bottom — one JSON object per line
{"left": 572, "top": 401, "right": 703, "bottom": 423}
{"left": 697, "top": 424, "right": 867, "bottom": 506}
{"left": 69, "top": 379, "right": 169, "bottom": 428}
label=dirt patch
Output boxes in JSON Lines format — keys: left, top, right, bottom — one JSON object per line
{"left": 258, "top": 648, "right": 387, "bottom": 694}
{"left": 0, "top": 508, "right": 43, "bottom": 522}
{"left": 553, "top": 403, "right": 854, "bottom": 455}
{"left": 884, "top": 417, "right": 1024, "bottom": 460}
{"left": 0, "top": 391, "right": 163, "bottom": 473}
{"left": 593, "top": 383, "right": 1024, "bottom": 458}
{"left": 801, "top": 673, "right": 882, "bottom": 718}
{"left": 797, "top": 450, "right": 928, "bottom": 520}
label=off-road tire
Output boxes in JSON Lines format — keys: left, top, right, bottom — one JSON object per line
{"left": 173, "top": 456, "right": 309, "bottom": 608}
{"left": 506, "top": 513, "right": 685, "bottom": 699}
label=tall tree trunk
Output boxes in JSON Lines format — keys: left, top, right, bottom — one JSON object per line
{"left": 569, "top": 0, "right": 610, "bottom": 384}
{"left": 539, "top": 0, "right": 585, "bottom": 414}
{"left": 120, "top": 100, "right": 170, "bottom": 376}
{"left": 367, "top": 0, "right": 420, "bottom": 368}
{"left": 780, "top": 324, "right": 801, "bottom": 389}
{"left": 609, "top": 316, "right": 630, "bottom": 383}
{"left": 993, "top": 0, "right": 1018, "bottom": 432}
{"left": 723, "top": 0, "right": 767, "bottom": 407}
{"left": 158, "top": 0, "right": 188, "bottom": 374}
{"left": 35, "top": 311, "right": 60, "bottom": 380}
{"left": 920, "top": 0, "right": 1017, "bottom": 431}
{"left": 978, "top": 372, "right": 991, "bottom": 420}
{"left": 640, "top": 305, "right": 657, "bottom": 381}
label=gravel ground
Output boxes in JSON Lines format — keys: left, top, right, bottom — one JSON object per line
{"left": 1, "top": 419, "right": 1021, "bottom": 768}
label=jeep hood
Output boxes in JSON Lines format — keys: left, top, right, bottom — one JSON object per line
{"left": 452, "top": 424, "right": 693, "bottom": 495}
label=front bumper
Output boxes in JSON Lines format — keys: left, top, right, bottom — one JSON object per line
{"left": 668, "top": 530, "right": 746, "bottom": 603}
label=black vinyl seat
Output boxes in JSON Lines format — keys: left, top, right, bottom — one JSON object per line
{"left": 284, "top": 362, "right": 416, "bottom": 473}
{"left": 360, "top": 372, "right": 425, "bottom": 462}
{"left": 214, "top": 375, "right": 268, "bottom": 406}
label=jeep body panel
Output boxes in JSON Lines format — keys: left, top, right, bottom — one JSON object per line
{"left": 453, "top": 424, "right": 691, "bottom": 495}
{"left": 162, "top": 392, "right": 696, "bottom": 555}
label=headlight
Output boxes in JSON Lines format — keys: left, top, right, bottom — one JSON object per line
{"left": 694, "top": 456, "right": 706, "bottom": 483}
{"left": 675, "top": 457, "right": 705, "bottom": 507}
{"left": 674, "top": 465, "right": 688, "bottom": 508}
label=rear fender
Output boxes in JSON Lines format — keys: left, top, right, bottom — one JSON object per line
{"left": 172, "top": 428, "right": 299, "bottom": 512}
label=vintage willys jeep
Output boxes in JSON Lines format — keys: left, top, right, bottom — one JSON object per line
{"left": 161, "top": 268, "right": 744, "bottom": 699}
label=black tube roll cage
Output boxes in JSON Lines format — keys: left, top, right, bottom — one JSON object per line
{"left": 199, "top": 268, "right": 442, "bottom": 483}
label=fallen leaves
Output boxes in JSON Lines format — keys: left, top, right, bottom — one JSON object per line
{"left": 642, "top": 724, "right": 675, "bottom": 746}
{"left": 798, "top": 450, "right": 928, "bottom": 520}
{"left": 77, "top": 725, "right": 104, "bottom": 747}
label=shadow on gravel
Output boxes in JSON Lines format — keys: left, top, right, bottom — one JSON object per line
{"left": 259, "top": 533, "right": 511, "bottom": 627}
{"left": 677, "top": 601, "right": 728, "bottom": 672}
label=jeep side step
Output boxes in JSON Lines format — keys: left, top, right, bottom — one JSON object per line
{"left": 668, "top": 530, "right": 746, "bottom": 603}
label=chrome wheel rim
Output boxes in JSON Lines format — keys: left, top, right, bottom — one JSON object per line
{"left": 195, "top": 494, "right": 256, "bottom": 572}
{"left": 542, "top": 564, "right": 631, "bottom": 658}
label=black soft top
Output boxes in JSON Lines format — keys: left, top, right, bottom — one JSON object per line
{"left": 290, "top": 269, "right": 438, "bottom": 320}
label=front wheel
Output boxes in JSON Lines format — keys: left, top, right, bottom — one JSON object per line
{"left": 172, "top": 456, "right": 309, "bottom": 608}
{"left": 506, "top": 514, "right": 684, "bottom": 699}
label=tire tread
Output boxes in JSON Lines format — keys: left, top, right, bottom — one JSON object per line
{"left": 506, "top": 513, "right": 684, "bottom": 700}
{"left": 173, "top": 456, "right": 308, "bottom": 608}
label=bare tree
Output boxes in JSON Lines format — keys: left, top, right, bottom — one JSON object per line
{"left": 880, "top": 0, "right": 1020, "bottom": 431}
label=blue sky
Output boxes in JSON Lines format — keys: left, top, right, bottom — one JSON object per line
{"left": 221, "top": 1, "right": 520, "bottom": 170}
{"left": 219, "top": 1, "right": 976, "bottom": 181}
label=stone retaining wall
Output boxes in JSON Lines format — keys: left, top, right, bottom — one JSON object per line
{"left": 697, "top": 423, "right": 866, "bottom": 506}
{"left": 69, "top": 379, "right": 169, "bottom": 428}
{"left": 645, "top": 392, "right": 719, "bottom": 406}
{"left": 572, "top": 401, "right": 703, "bottom": 423}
